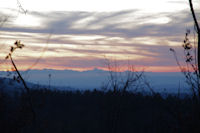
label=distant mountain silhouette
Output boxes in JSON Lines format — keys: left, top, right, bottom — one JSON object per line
{"left": 0, "top": 69, "right": 189, "bottom": 93}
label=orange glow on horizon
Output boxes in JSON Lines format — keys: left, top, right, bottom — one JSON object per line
{"left": 145, "top": 66, "right": 181, "bottom": 72}
{"left": 0, "top": 63, "right": 181, "bottom": 72}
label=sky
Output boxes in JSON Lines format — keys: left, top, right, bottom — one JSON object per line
{"left": 0, "top": 0, "right": 199, "bottom": 72}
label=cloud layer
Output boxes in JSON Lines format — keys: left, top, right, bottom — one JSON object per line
{"left": 0, "top": 8, "right": 195, "bottom": 72}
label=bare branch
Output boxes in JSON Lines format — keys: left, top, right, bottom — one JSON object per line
{"left": 189, "top": 0, "right": 200, "bottom": 33}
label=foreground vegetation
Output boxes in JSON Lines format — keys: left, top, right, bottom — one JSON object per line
{"left": 0, "top": 88, "right": 200, "bottom": 133}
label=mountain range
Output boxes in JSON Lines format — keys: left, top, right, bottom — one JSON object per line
{"left": 0, "top": 68, "right": 189, "bottom": 94}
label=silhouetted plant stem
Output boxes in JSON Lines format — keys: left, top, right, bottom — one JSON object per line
{"left": 189, "top": 0, "right": 200, "bottom": 77}
{"left": 10, "top": 55, "right": 28, "bottom": 92}
{"left": 9, "top": 54, "right": 36, "bottom": 123}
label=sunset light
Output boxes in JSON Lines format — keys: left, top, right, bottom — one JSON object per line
{"left": 1, "top": 1, "right": 200, "bottom": 132}
{"left": 0, "top": 0, "right": 198, "bottom": 72}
